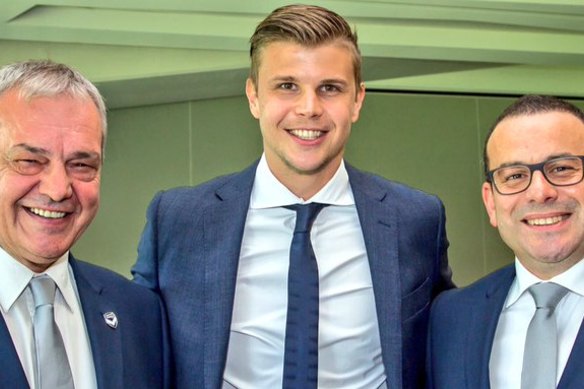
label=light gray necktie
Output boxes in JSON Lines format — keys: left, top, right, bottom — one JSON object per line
{"left": 521, "top": 282, "right": 568, "bottom": 389}
{"left": 30, "top": 275, "right": 75, "bottom": 389}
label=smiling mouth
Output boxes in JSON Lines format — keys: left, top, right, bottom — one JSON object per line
{"left": 28, "top": 207, "right": 67, "bottom": 219}
{"left": 525, "top": 215, "right": 568, "bottom": 226}
{"left": 288, "top": 129, "right": 324, "bottom": 140}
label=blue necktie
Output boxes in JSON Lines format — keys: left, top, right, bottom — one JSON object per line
{"left": 282, "top": 203, "right": 327, "bottom": 389}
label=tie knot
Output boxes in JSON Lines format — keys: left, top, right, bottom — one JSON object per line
{"left": 30, "top": 275, "right": 57, "bottom": 308}
{"left": 286, "top": 203, "right": 328, "bottom": 233}
{"left": 528, "top": 282, "right": 568, "bottom": 310}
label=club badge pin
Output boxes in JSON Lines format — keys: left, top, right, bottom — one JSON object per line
{"left": 103, "top": 312, "right": 118, "bottom": 329}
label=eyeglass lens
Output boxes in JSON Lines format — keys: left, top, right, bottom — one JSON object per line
{"left": 493, "top": 156, "right": 584, "bottom": 195}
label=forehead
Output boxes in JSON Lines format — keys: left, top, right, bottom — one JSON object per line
{"left": 0, "top": 90, "right": 102, "bottom": 148}
{"left": 257, "top": 40, "right": 356, "bottom": 78}
{"left": 488, "top": 111, "right": 584, "bottom": 165}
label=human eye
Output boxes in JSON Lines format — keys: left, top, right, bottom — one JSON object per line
{"left": 318, "top": 83, "right": 342, "bottom": 95}
{"left": 277, "top": 82, "right": 296, "bottom": 91}
{"left": 494, "top": 166, "right": 529, "bottom": 191}
{"left": 9, "top": 156, "right": 45, "bottom": 175}
{"left": 499, "top": 167, "right": 528, "bottom": 182}
{"left": 67, "top": 159, "right": 100, "bottom": 181}
{"left": 546, "top": 158, "right": 582, "bottom": 179}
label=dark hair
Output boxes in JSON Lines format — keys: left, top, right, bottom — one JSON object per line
{"left": 249, "top": 4, "right": 361, "bottom": 90}
{"left": 483, "top": 95, "right": 584, "bottom": 179}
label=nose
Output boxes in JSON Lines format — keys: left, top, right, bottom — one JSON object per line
{"left": 38, "top": 164, "right": 73, "bottom": 202}
{"left": 295, "top": 90, "right": 323, "bottom": 118}
{"left": 525, "top": 171, "right": 558, "bottom": 203}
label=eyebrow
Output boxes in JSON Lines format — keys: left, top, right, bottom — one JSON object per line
{"left": 320, "top": 78, "right": 349, "bottom": 86}
{"left": 70, "top": 151, "right": 101, "bottom": 161}
{"left": 269, "top": 76, "right": 296, "bottom": 83}
{"left": 494, "top": 153, "right": 576, "bottom": 169}
{"left": 11, "top": 143, "right": 101, "bottom": 160}
{"left": 269, "top": 76, "right": 349, "bottom": 86}
{"left": 12, "top": 144, "right": 49, "bottom": 155}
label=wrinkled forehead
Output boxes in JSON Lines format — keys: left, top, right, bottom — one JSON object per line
{"left": 0, "top": 91, "right": 104, "bottom": 152}
{"left": 0, "top": 88, "right": 105, "bottom": 140}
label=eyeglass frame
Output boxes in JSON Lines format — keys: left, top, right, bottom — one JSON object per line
{"left": 486, "top": 155, "right": 584, "bottom": 195}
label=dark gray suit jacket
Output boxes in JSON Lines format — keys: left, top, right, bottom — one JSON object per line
{"left": 427, "top": 264, "right": 584, "bottom": 388}
{"left": 133, "top": 161, "right": 453, "bottom": 388}
{"left": 0, "top": 255, "right": 171, "bottom": 389}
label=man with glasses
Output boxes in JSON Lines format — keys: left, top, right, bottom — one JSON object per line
{"left": 426, "top": 95, "right": 584, "bottom": 388}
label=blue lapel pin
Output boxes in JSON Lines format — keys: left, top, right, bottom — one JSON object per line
{"left": 103, "top": 312, "right": 118, "bottom": 329}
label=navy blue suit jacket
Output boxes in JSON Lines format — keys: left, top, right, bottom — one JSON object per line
{"left": 427, "top": 264, "right": 584, "bottom": 388}
{"left": 0, "top": 255, "right": 171, "bottom": 389}
{"left": 133, "top": 161, "right": 454, "bottom": 389}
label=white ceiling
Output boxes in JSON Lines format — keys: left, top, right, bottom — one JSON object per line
{"left": 1, "top": 0, "right": 584, "bottom": 108}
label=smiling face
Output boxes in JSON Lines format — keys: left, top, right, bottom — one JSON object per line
{"left": 246, "top": 40, "right": 365, "bottom": 199}
{"left": 0, "top": 89, "right": 102, "bottom": 272}
{"left": 482, "top": 111, "right": 584, "bottom": 279}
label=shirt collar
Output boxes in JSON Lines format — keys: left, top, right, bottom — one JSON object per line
{"left": 0, "top": 247, "right": 74, "bottom": 313}
{"left": 250, "top": 154, "right": 354, "bottom": 209}
{"left": 506, "top": 256, "right": 584, "bottom": 308}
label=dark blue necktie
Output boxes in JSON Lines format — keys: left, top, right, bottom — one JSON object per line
{"left": 282, "top": 203, "right": 327, "bottom": 389}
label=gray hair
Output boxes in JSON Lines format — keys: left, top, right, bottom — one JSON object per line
{"left": 0, "top": 59, "right": 107, "bottom": 144}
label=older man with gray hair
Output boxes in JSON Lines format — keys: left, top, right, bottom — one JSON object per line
{"left": 0, "top": 60, "right": 170, "bottom": 389}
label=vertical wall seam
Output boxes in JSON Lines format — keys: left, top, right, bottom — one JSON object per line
{"left": 188, "top": 102, "right": 194, "bottom": 186}
{"left": 475, "top": 98, "right": 488, "bottom": 276}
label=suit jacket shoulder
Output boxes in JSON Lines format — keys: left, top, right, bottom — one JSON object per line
{"left": 346, "top": 163, "right": 442, "bottom": 203}
{"left": 433, "top": 265, "right": 515, "bottom": 308}
{"left": 154, "top": 162, "right": 257, "bottom": 212}
{"left": 72, "top": 257, "right": 171, "bottom": 388}
{"left": 346, "top": 163, "right": 453, "bottom": 388}
{"left": 0, "top": 257, "right": 171, "bottom": 389}
{"left": 346, "top": 163, "right": 452, "bottom": 292}
{"left": 346, "top": 164, "right": 448, "bottom": 249}
{"left": 427, "top": 265, "right": 515, "bottom": 389}
{"left": 133, "top": 162, "right": 258, "bottom": 388}
{"left": 75, "top": 259, "right": 161, "bottom": 297}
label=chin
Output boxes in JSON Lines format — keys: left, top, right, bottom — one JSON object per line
{"left": 31, "top": 244, "right": 70, "bottom": 261}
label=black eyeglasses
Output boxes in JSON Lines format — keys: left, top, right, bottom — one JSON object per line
{"left": 487, "top": 155, "right": 584, "bottom": 195}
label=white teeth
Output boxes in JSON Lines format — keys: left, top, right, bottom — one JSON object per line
{"left": 289, "top": 129, "right": 322, "bottom": 140}
{"left": 526, "top": 216, "right": 565, "bottom": 226}
{"left": 29, "top": 207, "right": 66, "bottom": 219}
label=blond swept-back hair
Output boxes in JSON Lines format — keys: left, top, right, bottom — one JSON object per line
{"left": 0, "top": 59, "right": 107, "bottom": 146}
{"left": 249, "top": 4, "right": 362, "bottom": 91}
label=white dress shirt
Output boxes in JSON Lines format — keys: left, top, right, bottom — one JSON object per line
{"left": 489, "top": 257, "right": 584, "bottom": 388}
{"left": 0, "top": 248, "right": 97, "bottom": 389}
{"left": 222, "top": 155, "right": 387, "bottom": 389}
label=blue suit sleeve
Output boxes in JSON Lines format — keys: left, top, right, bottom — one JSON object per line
{"left": 132, "top": 191, "right": 163, "bottom": 292}
{"left": 435, "top": 199, "right": 455, "bottom": 295}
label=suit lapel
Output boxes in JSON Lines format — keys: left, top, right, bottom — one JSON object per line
{"left": 70, "top": 257, "right": 123, "bottom": 389}
{"left": 465, "top": 266, "right": 515, "bottom": 389}
{"left": 558, "top": 315, "right": 584, "bottom": 388}
{"left": 347, "top": 165, "right": 402, "bottom": 388}
{"left": 203, "top": 163, "right": 257, "bottom": 389}
{"left": 0, "top": 316, "right": 29, "bottom": 388}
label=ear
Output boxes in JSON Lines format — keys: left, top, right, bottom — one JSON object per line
{"left": 246, "top": 78, "right": 260, "bottom": 119}
{"left": 482, "top": 181, "right": 498, "bottom": 227}
{"left": 351, "top": 82, "right": 366, "bottom": 123}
